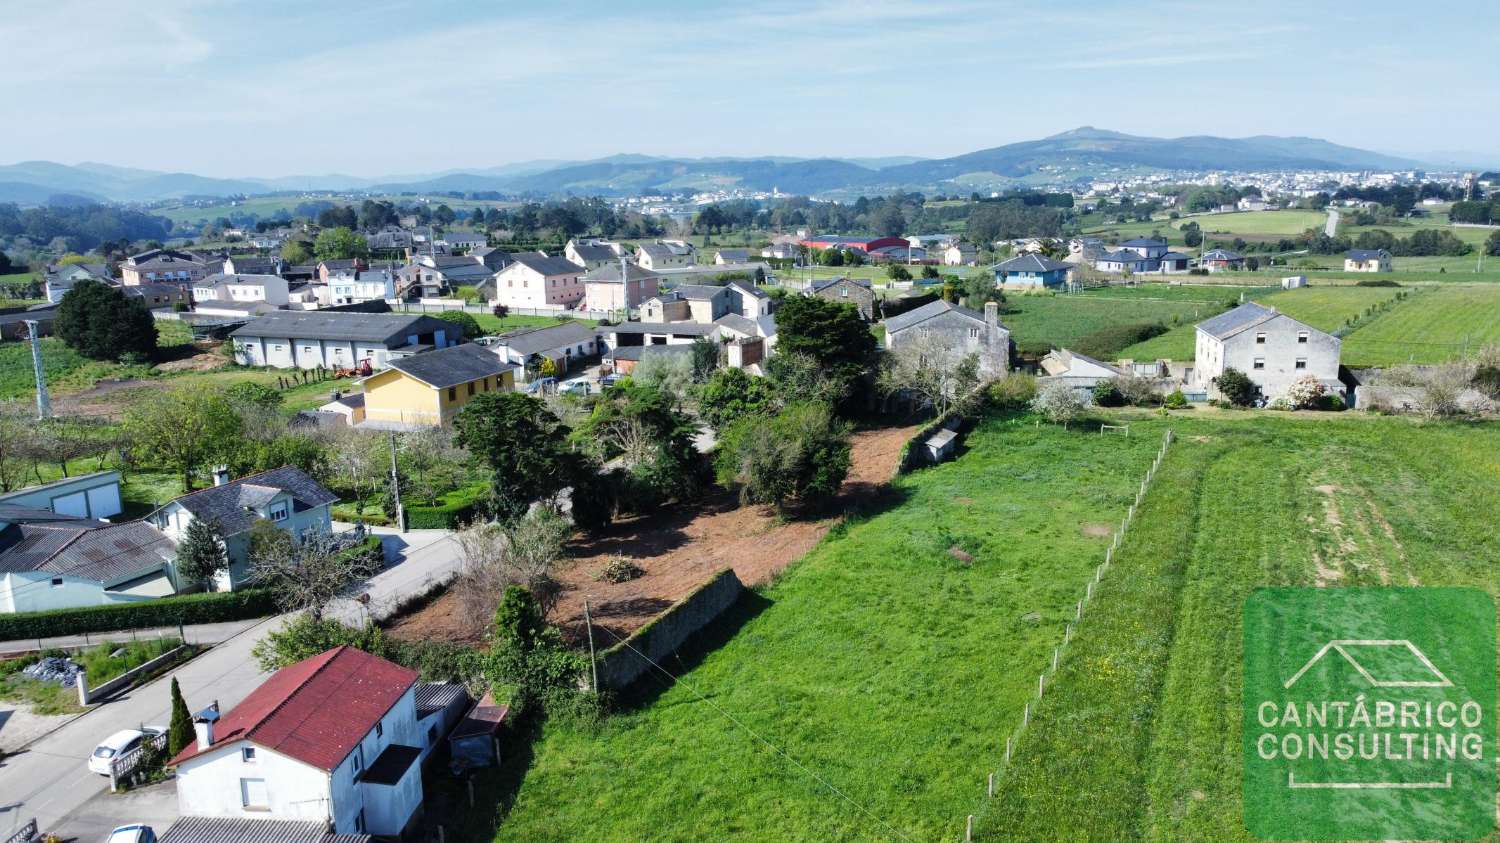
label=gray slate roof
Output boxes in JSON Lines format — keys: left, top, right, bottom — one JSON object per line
{"left": 1196, "top": 302, "right": 1277, "bottom": 339}
{"left": 230, "top": 311, "right": 451, "bottom": 344}
{"left": 994, "top": 253, "right": 1070, "bottom": 273}
{"left": 570, "top": 242, "right": 617, "bottom": 262}
{"left": 161, "top": 817, "right": 371, "bottom": 843}
{"left": 508, "top": 252, "right": 584, "bottom": 276}
{"left": 387, "top": 342, "right": 513, "bottom": 389}
{"left": 167, "top": 466, "right": 338, "bottom": 537}
{"left": 583, "top": 262, "right": 659, "bottom": 283}
{"left": 493, "top": 321, "right": 597, "bottom": 355}
{"left": 672, "top": 284, "right": 726, "bottom": 301}
{"left": 608, "top": 344, "right": 695, "bottom": 362}
{"left": 809, "top": 277, "right": 872, "bottom": 294}
{"left": 1099, "top": 249, "right": 1151, "bottom": 263}
{"left": 883, "top": 299, "right": 988, "bottom": 334}
{"left": 1347, "top": 249, "right": 1390, "bottom": 260}
{"left": 1121, "top": 238, "right": 1167, "bottom": 247}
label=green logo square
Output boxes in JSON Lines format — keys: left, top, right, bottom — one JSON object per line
{"left": 1244, "top": 588, "right": 1496, "bottom": 840}
{"left": 1248, "top": 588, "right": 1494, "bottom": 834}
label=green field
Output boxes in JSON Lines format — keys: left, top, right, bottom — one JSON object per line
{"left": 1083, "top": 210, "right": 1328, "bottom": 247}
{"left": 1002, "top": 294, "right": 1220, "bottom": 356}
{"left": 491, "top": 416, "right": 1164, "bottom": 842}
{"left": 1340, "top": 285, "right": 1500, "bottom": 366}
{"left": 980, "top": 413, "right": 1500, "bottom": 841}
{"left": 1252, "top": 286, "right": 1404, "bottom": 334}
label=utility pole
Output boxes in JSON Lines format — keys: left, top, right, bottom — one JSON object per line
{"left": 25, "top": 320, "right": 50, "bottom": 420}
{"left": 388, "top": 431, "right": 405, "bottom": 533}
{"left": 583, "top": 598, "right": 599, "bottom": 693}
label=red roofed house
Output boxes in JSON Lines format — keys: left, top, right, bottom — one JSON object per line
{"left": 171, "top": 646, "right": 424, "bottom": 839}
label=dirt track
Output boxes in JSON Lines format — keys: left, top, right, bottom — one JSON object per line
{"left": 384, "top": 424, "right": 918, "bottom": 645}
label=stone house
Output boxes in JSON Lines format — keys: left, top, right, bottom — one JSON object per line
{"left": 883, "top": 300, "right": 1010, "bottom": 377}
{"left": 1192, "top": 302, "right": 1342, "bottom": 400}
{"left": 807, "top": 277, "right": 876, "bottom": 320}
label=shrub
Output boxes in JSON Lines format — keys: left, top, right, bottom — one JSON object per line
{"left": 1162, "top": 390, "right": 1188, "bottom": 409}
{"left": 987, "top": 373, "right": 1037, "bottom": 410}
{"left": 0, "top": 589, "right": 277, "bottom": 640}
{"left": 405, "top": 482, "right": 488, "bottom": 529}
{"left": 1072, "top": 322, "right": 1167, "bottom": 361}
{"left": 1319, "top": 394, "right": 1346, "bottom": 411}
{"left": 1212, "top": 367, "right": 1257, "bottom": 407}
{"left": 435, "top": 310, "right": 480, "bottom": 339}
{"left": 1355, "top": 279, "right": 1400, "bottom": 287}
{"left": 1031, "top": 381, "right": 1087, "bottom": 427}
{"left": 1092, "top": 380, "right": 1124, "bottom": 407}
{"left": 1284, "top": 374, "right": 1326, "bottom": 410}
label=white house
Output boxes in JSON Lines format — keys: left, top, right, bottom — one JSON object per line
{"left": 486, "top": 321, "right": 599, "bottom": 381}
{"left": 635, "top": 241, "right": 695, "bottom": 270}
{"left": 1344, "top": 249, "right": 1392, "bottom": 272}
{"left": 229, "top": 312, "right": 460, "bottom": 370}
{"left": 565, "top": 239, "right": 623, "bottom": 271}
{"left": 0, "top": 505, "right": 178, "bottom": 614}
{"left": 640, "top": 285, "right": 729, "bottom": 323}
{"left": 489, "top": 252, "right": 586, "bottom": 310}
{"left": 193, "top": 274, "right": 292, "bottom": 307}
{"left": 725, "top": 280, "right": 774, "bottom": 318}
{"left": 171, "top": 646, "right": 425, "bottom": 840}
{"left": 943, "top": 242, "right": 978, "bottom": 266}
{"left": 1193, "top": 302, "right": 1342, "bottom": 400}
{"left": 149, "top": 466, "right": 337, "bottom": 591}
{"left": 325, "top": 269, "right": 397, "bottom": 306}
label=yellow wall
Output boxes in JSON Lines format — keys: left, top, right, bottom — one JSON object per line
{"left": 362, "top": 367, "right": 515, "bottom": 427}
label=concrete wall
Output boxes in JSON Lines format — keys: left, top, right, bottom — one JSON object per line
{"left": 177, "top": 743, "right": 333, "bottom": 823}
{"left": 594, "top": 569, "right": 745, "bottom": 692}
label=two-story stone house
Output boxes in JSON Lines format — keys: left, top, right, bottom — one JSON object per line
{"left": 1193, "top": 302, "right": 1342, "bottom": 401}
{"left": 883, "top": 300, "right": 1011, "bottom": 377}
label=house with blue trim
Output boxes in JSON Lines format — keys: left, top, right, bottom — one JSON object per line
{"left": 992, "top": 254, "right": 1071, "bottom": 289}
{"left": 1093, "top": 237, "right": 1192, "bottom": 274}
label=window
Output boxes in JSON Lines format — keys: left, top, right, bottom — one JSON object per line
{"left": 1253, "top": 358, "right": 1265, "bottom": 370}
{"left": 269, "top": 503, "right": 288, "bottom": 522}
{"left": 969, "top": 327, "right": 979, "bottom": 338}
{"left": 1255, "top": 332, "right": 1267, "bottom": 344}
{"left": 242, "top": 747, "right": 256, "bottom": 763}
{"left": 351, "top": 747, "right": 364, "bottom": 776}
{"left": 467, "top": 382, "right": 475, "bottom": 397}
{"left": 51, "top": 577, "right": 64, "bottom": 587}
{"left": 448, "top": 387, "right": 457, "bottom": 401}
{"left": 240, "top": 778, "right": 269, "bottom": 810}
{"left": 1295, "top": 358, "right": 1307, "bottom": 369}
{"left": 375, "top": 721, "right": 383, "bottom": 738}
{"left": 1298, "top": 331, "right": 1309, "bottom": 344}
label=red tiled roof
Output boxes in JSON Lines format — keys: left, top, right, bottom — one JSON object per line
{"left": 170, "top": 645, "right": 417, "bottom": 771}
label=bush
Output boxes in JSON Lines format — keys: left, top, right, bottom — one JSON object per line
{"left": 0, "top": 589, "right": 277, "bottom": 640}
{"left": 1355, "top": 279, "right": 1401, "bottom": 287}
{"left": 1319, "top": 394, "right": 1346, "bottom": 411}
{"left": 1212, "top": 367, "right": 1258, "bottom": 407}
{"left": 987, "top": 373, "right": 1037, "bottom": 410}
{"left": 435, "top": 310, "right": 480, "bottom": 339}
{"left": 1072, "top": 322, "right": 1167, "bottom": 361}
{"left": 1162, "top": 390, "right": 1188, "bottom": 409}
{"left": 403, "top": 482, "right": 489, "bottom": 529}
{"left": 1092, "top": 380, "right": 1124, "bottom": 407}
{"left": 252, "top": 614, "right": 481, "bottom": 682}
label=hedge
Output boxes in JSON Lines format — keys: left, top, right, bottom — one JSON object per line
{"left": 0, "top": 589, "right": 278, "bottom": 641}
{"left": 405, "top": 482, "right": 488, "bottom": 529}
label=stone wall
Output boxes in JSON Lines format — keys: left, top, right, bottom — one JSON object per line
{"left": 593, "top": 569, "right": 745, "bottom": 692}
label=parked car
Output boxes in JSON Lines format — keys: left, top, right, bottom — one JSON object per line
{"left": 107, "top": 825, "right": 157, "bottom": 843}
{"left": 89, "top": 727, "right": 166, "bottom": 775}
{"left": 560, "top": 379, "right": 591, "bottom": 396}
{"left": 600, "top": 373, "right": 624, "bottom": 389}
{"left": 524, "top": 376, "right": 557, "bottom": 394}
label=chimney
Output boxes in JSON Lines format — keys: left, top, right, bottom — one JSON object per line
{"left": 984, "top": 301, "right": 998, "bottom": 329}
{"left": 193, "top": 702, "right": 221, "bottom": 751}
{"left": 211, "top": 465, "right": 231, "bottom": 487}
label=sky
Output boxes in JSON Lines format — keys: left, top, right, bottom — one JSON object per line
{"left": 3, "top": 0, "right": 1496, "bottom": 177}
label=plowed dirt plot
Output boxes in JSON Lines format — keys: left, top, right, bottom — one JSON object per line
{"left": 384, "top": 424, "right": 918, "bottom": 645}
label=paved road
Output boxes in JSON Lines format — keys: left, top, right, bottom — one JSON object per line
{"left": 1325, "top": 208, "right": 1340, "bottom": 237}
{"left": 0, "top": 527, "right": 461, "bottom": 839}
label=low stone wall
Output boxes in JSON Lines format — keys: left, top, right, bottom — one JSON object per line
{"left": 79, "top": 644, "right": 192, "bottom": 706}
{"left": 593, "top": 569, "right": 745, "bottom": 692}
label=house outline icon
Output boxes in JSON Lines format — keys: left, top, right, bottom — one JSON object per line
{"left": 1283, "top": 639, "right": 1453, "bottom": 689}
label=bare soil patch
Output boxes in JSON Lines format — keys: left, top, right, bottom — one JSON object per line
{"left": 1081, "top": 523, "right": 1113, "bottom": 538}
{"left": 51, "top": 378, "right": 162, "bottom": 418}
{"left": 385, "top": 424, "right": 919, "bottom": 645}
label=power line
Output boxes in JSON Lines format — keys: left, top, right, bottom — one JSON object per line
{"left": 592, "top": 624, "right": 915, "bottom": 842}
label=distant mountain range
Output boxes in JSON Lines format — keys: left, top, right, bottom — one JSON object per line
{"left": 0, "top": 128, "right": 1442, "bottom": 205}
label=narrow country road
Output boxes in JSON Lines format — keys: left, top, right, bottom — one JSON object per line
{"left": 1324, "top": 208, "right": 1340, "bottom": 237}
{"left": 0, "top": 527, "right": 462, "bottom": 839}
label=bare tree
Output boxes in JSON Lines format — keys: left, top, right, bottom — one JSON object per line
{"left": 247, "top": 523, "right": 376, "bottom": 620}
{"left": 1384, "top": 363, "right": 1473, "bottom": 420}
{"left": 453, "top": 507, "right": 572, "bottom": 628}
{"left": 0, "top": 400, "right": 35, "bottom": 492}
{"left": 1031, "top": 380, "right": 1088, "bottom": 427}
{"left": 879, "top": 331, "right": 982, "bottom": 416}
{"left": 323, "top": 427, "right": 383, "bottom": 507}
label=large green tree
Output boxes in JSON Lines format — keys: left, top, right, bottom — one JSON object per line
{"left": 54, "top": 279, "right": 158, "bottom": 361}
{"left": 773, "top": 295, "right": 877, "bottom": 404}
{"left": 313, "top": 227, "right": 369, "bottom": 261}
{"left": 454, "top": 392, "right": 575, "bottom": 524}
{"left": 175, "top": 517, "right": 228, "bottom": 590}
{"left": 167, "top": 677, "right": 194, "bottom": 757}
{"left": 697, "top": 368, "right": 779, "bottom": 429}
{"left": 124, "top": 386, "right": 243, "bottom": 491}
{"left": 714, "top": 400, "right": 851, "bottom": 513}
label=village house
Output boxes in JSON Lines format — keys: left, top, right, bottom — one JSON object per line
{"left": 1092, "top": 238, "right": 1191, "bottom": 274}
{"left": 1039, "top": 348, "right": 1129, "bottom": 394}
{"left": 194, "top": 273, "right": 292, "bottom": 307}
{"left": 121, "top": 249, "right": 211, "bottom": 287}
{"left": 486, "top": 321, "right": 599, "bottom": 381}
{"left": 490, "top": 252, "right": 587, "bottom": 309}
{"left": 882, "top": 300, "right": 1011, "bottom": 377}
{"left": 760, "top": 242, "right": 800, "bottom": 261}
{"left": 943, "top": 242, "right": 978, "bottom": 266}
{"left": 365, "top": 226, "right": 414, "bottom": 252}
{"left": 1345, "top": 248, "right": 1393, "bottom": 272}
{"left": 171, "top": 646, "right": 426, "bottom": 839}
{"left": 1192, "top": 302, "right": 1342, "bottom": 401}
{"left": 993, "top": 253, "right": 1071, "bottom": 289}
{"left": 317, "top": 259, "right": 364, "bottom": 282}
{"left": 725, "top": 279, "right": 773, "bottom": 318}
{"left": 640, "top": 285, "right": 730, "bottom": 323}
{"left": 807, "top": 277, "right": 876, "bottom": 320}
{"left": 325, "top": 268, "right": 397, "bottom": 306}
{"left": 1199, "top": 248, "right": 1248, "bottom": 273}
{"left": 582, "top": 260, "right": 661, "bottom": 314}
{"left": 221, "top": 255, "right": 284, "bottom": 276}
{"left": 564, "top": 239, "right": 624, "bottom": 271}
{"left": 714, "top": 248, "right": 749, "bottom": 264}
{"left": 438, "top": 231, "right": 489, "bottom": 254}
{"left": 595, "top": 321, "right": 718, "bottom": 356}
{"left": 149, "top": 465, "right": 338, "bottom": 591}
{"left": 0, "top": 505, "right": 179, "bottom": 614}
{"left": 230, "top": 311, "right": 461, "bottom": 370}
{"left": 43, "top": 262, "right": 115, "bottom": 303}
{"left": 124, "top": 282, "right": 192, "bottom": 310}
{"left": 398, "top": 254, "right": 506, "bottom": 300}
{"left": 359, "top": 343, "right": 517, "bottom": 428}
{"left": 634, "top": 240, "right": 695, "bottom": 270}
{"left": 1068, "top": 237, "right": 1106, "bottom": 263}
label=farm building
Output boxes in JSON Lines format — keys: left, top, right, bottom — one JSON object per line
{"left": 1039, "top": 348, "right": 1128, "bottom": 393}
{"left": 1192, "top": 302, "right": 1342, "bottom": 401}
{"left": 799, "top": 235, "right": 909, "bottom": 253}
{"left": 230, "top": 312, "right": 461, "bottom": 370}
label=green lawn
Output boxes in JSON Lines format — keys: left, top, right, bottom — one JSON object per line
{"left": 1002, "top": 294, "right": 1219, "bottom": 356}
{"left": 471, "top": 313, "right": 594, "bottom": 335}
{"left": 1082, "top": 210, "right": 1328, "bottom": 246}
{"left": 1340, "top": 285, "right": 1500, "bottom": 366}
{"left": 1076, "top": 283, "right": 1274, "bottom": 304}
{"left": 491, "top": 416, "right": 1165, "bottom": 842}
{"left": 981, "top": 413, "right": 1500, "bottom": 841}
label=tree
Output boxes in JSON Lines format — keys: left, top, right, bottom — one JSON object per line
{"left": 632, "top": 349, "right": 694, "bottom": 404}
{"left": 175, "top": 517, "right": 228, "bottom": 590}
{"left": 872, "top": 204, "right": 906, "bottom": 237}
{"left": 124, "top": 386, "right": 242, "bottom": 491}
{"left": 167, "top": 677, "right": 194, "bottom": 757}
{"left": 313, "top": 227, "right": 369, "bottom": 261}
{"left": 433, "top": 205, "right": 457, "bottom": 225}
{"left": 1213, "top": 367, "right": 1258, "bottom": 407}
{"left": 773, "top": 295, "right": 877, "bottom": 400}
{"left": 280, "top": 239, "right": 313, "bottom": 264}
{"left": 578, "top": 384, "right": 702, "bottom": 507}
{"left": 484, "top": 585, "right": 583, "bottom": 713}
{"left": 454, "top": 507, "right": 573, "bottom": 624}
{"left": 879, "top": 331, "right": 982, "bottom": 416}
{"left": 690, "top": 337, "right": 720, "bottom": 382}
{"left": 224, "top": 381, "right": 283, "bottom": 411}
{"left": 248, "top": 525, "right": 376, "bottom": 620}
{"left": 886, "top": 264, "right": 912, "bottom": 281}
{"left": 1031, "top": 381, "right": 1087, "bottom": 426}
{"left": 54, "top": 280, "right": 158, "bottom": 361}
{"left": 714, "top": 401, "right": 851, "bottom": 512}
{"left": 1285, "top": 374, "right": 1326, "bottom": 410}
{"left": 435, "top": 310, "right": 479, "bottom": 339}
{"left": 454, "top": 392, "right": 574, "bottom": 524}
{"left": 1487, "top": 230, "right": 1500, "bottom": 257}
{"left": 1181, "top": 221, "right": 1203, "bottom": 248}
{"left": 921, "top": 265, "right": 940, "bottom": 279}
{"left": 697, "top": 368, "right": 779, "bottom": 429}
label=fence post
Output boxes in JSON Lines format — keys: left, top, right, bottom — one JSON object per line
{"left": 988, "top": 772, "right": 994, "bottom": 797}
{"left": 1039, "top": 673, "right": 1045, "bottom": 698}
{"left": 1006, "top": 736, "right": 1012, "bottom": 762}
{"left": 966, "top": 814, "right": 974, "bottom": 842}
{"left": 1052, "top": 647, "right": 1059, "bottom": 672}
{"left": 1023, "top": 703, "right": 1029, "bottom": 727}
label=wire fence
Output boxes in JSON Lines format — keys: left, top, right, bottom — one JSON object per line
{"left": 960, "top": 428, "right": 1174, "bottom": 841}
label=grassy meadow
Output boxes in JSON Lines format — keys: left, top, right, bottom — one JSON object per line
{"left": 490, "top": 416, "right": 1164, "bottom": 842}
{"left": 1002, "top": 294, "right": 1218, "bottom": 356}
{"left": 980, "top": 413, "right": 1500, "bottom": 842}
{"left": 1340, "top": 285, "right": 1500, "bottom": 366}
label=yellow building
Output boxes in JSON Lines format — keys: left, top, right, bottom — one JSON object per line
{"left": 361, "top": 343, "right": 517, "bottom": 428}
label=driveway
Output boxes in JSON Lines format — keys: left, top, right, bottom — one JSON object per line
{"left": 0, "top": 525, "right": 463, "bottom": 839}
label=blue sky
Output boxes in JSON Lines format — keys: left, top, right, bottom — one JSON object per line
{"left": 3, "top": 0, "right": 1495, "bottom": 176}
